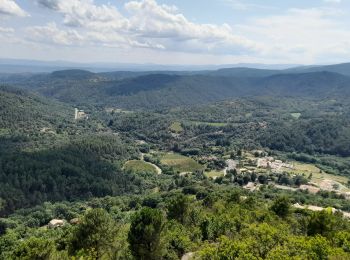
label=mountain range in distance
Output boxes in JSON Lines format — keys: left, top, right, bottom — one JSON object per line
{"left": 1, "top": 60, "right": 350, "bottom": 110}
{"left": 0, "top": 58, "right": 301, "bottom": 73}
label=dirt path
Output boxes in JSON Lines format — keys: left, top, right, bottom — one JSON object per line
{"left": 293, "top": 203, "right": 350, "bottom": 218}
{"left": 151, "top": 163, "right": 162, "bottom": 175}
{"left": 181, "top": 252, "right": 194, "bottom": 260}
{"left": 140, "top": 153, "right": 162, "bottom": 174}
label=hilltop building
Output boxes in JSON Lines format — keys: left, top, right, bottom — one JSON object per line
{"left": 74, "top": 108, "right": 88, "bottom": 120}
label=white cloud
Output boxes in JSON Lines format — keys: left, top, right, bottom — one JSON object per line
{"left": 11, "top": 0, "right": 349, "bottom": 64}
{"left": 222, "top": 0, "right": 273, "bottom": 11}
{"left": 235, "top": 7, "right": 350, "bottom": 63}
{"left": 0, "top": 0, "right": 28, "bottom": 17}
{"left": 323, "top": 0, "right": 342, "bottom": 3}
{"left": 0, "top": 26, "right": 14, "bottom": 33}
{"left": 26, "top": 22, "right": 83, "bottom": 45}
{"left": 25, "top": 21, "right": 166, "bottom": 50}
{"left": 37, "top": 0, "right": 128, "bottom": 30}
{"left": 33, "top": 0, "right": 259, "bottom": 54}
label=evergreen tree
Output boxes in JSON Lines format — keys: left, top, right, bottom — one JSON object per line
{"left": 128, "top": 207, "right": 164, "bottom": 260}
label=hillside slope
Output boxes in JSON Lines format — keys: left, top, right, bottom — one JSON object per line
{"left": 0, "top": 85, "right": 72, "bottom": 130}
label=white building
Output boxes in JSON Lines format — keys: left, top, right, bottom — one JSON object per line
{"left": 74, "top": 108, "right": 88, "bottom": 120}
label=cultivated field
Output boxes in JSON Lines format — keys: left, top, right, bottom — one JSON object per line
{"left": 205, "top": 170, "right": 224, "bottom": 179}
{"left": 161, "top": 153, "right": 204, "bottom": 173}
{"left": 124, "top": 160, "right": 159, "bottom": 174}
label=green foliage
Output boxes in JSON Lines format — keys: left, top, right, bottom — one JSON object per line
{"left": 270, "top": 196, "right": 291, "bottom": 218}
{"left": 2, "top": 69, "right": 350, "bottom": 259}
{"left": 68, "top": 208, "right": 117, "bottom": 258}
{"left": 12, "top": 236, "right": 54, "bottom": 260}
{"left": 128, "top": 207, "right": 164, "bottom": 260}
{"left": 166, "top": 194, "right": 191, "bottom": 224}
{"left": 307, "top": 210, "right": 338, "bottom": 237}
{"left": 0, "top": 135, "right": 139, "bottom": 215}
{"left": 162, "top": 221, "right": 193, "bottom": 259}
{"left": 260, "top": 117, "right": 350, "bottom": 156}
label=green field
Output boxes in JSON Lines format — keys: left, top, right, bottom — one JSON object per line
{"left": 124, "top": 160, "right": 159, "bottom": 174}
{"left": 169, "top": 121, "right": 184, "bottom": 133}
{"left": 161, "top": 153, "right": 204, "bottom": 173}
{"left": 205, "top": 170, "right": 224, "bottom": 179}
{"left": 188, "top": 121, "right": 228, "bottom": 127}
{"left": 291, "top": 112, "right": 301, "bottom": 119}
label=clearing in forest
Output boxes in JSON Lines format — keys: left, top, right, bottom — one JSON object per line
{"left": 161, "top": 153, "right": 204, "bottom": 173}
{"left": 124, "top": 160, "right": 160, "bottom": 174}
{"left": 169, "top": 122, "right": 184, "bottom": 133}
{"left": 205, "top": 170, "right": 224, "bottom": 179}
{"left": 290, "top": 112, "right": 301, "bottom": 119}
{"left": 188, "top": 121, "right": 228, "bottom": 127}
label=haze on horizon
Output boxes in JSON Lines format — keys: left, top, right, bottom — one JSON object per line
{"left": 1, "top": 0, "right": 350, "bottom": 66}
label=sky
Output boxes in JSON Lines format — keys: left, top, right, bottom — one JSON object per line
{"left": 0, "top": 0, "right": 350, "bottom": 65}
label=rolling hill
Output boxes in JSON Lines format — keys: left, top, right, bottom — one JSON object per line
{"left": 18, "top": 71, "right": 350, "bottom": 109}
{"left": 2, "top": 62, "right": 350, "bottom": 110}
{"left": 286, "top": 62, "right": 350, "bottom": 76}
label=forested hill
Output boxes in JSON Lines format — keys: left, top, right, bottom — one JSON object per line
{"left": 259, "top": 71, "right": 350, "bottom": 97}
{"left": 2, "top": 63, "right": 350, "bottom": 110}
{"left": 0, "top": 85, "right": 72, "bottom": 130}
{"left": 9, "top": 71, "right": 350, "bottom": 109}
{"left": 0, "top": 85, "right": 143, "bottom": 215}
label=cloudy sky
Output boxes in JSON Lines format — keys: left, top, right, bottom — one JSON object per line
{"left": 0, "top": 0, "right": 350, "bottom": 65}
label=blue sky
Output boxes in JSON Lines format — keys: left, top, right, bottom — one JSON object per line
{"left": 0, "top": 0, "right": 350, "bottom": 65}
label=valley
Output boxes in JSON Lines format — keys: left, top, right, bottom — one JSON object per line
{"left": 1, "top": 64, "right": 350, "bottom": 259}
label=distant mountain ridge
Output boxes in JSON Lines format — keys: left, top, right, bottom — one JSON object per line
{"left": 0, "top": 58, "right": 300, "bottom": 73}
{"left": 2, "top": 62, "right": 350, "bottom": 109}
{"left": 285, "top": 62, "right": 350, "bottom": 76}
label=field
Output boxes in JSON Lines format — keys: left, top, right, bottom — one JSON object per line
{"left": 284, "top": 162, "right": 350, "bottom": 191}
{"left": 290, "top": 112, "right": 301, "bottom": 119}
{"left": 169, "top": 121, "right": 184, "bottom": 133}
{"left": 188, "top": 121, "right": 228, "bottom": 127}
{"left": 161, "top": 153, "right": 204, "bottom": 173}
{"left": 205, "top": 170, "right": 224, "bottom": 179}
{"left": 124, "top": 160, "right": 159, "bottom": 174}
